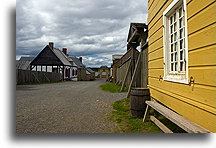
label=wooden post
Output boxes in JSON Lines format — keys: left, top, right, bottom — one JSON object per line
{"left": 36, "top": 65, "right": 37, "bottom": 71}
{"left": 62, "top": 66, "right": 65, "bottom": 81}
{"left": 143, "top": 105, "right": 149, "bottom": 122}
{"left": 46, "top": 66, "right": 47, "bottom": 72}
{"left": 141, "top": 45, "right": 148, "bottom": 88}
{"left": 41, "top": 65, "right": 42, "bottom": 71}
{"left": 126, "top": 51, "right": 142, "bottom": 98}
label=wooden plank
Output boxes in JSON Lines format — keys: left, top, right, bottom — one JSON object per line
{"left": 189, "top": 66, "right": 216, "bottom": 87}
{"left": 148, "top": 37, "right": 163, "bottom": 53}
{"left": 120, "top": 59, "right": 132, "bottom": 92}
{"left": 148, "top": 18, "right": 163, "bottom": 37}
{"left": 187, "top": 0, "right": 215, "bottom": 19}
{"left": 148, "top": 77, "right": 216, "bottom": 109}
{"left": 141, "top": 47, "right": 148, "bottom": 88}
{"left": 149, "top": 69, "right": 163, "bottom": 78}
{"left": 146, "top": 101, "right": 210, "bottom": 133}
{"left": 188, "top": 23, "right": 216, "bottom": 50}
{"left": 148, "top": 47, "right": 163, "bottom": 61}
{"left": 188, "top": 3, "right": 216, "bottom": 35}
{"left": 148, "top": 27, "right": 163, "bottom": 46}
{"left": 149, "top": 87, "right": 216, "bottom": 132}
{"left": 148, "top": 58, "right": 164, "bottom": 69}
{"left": 188, "top": 45, "right": 216, "bottom": 66}
{"left": 148, "top": 0, "right": 168, "bottom": 25}
{"left": 150, "top": 116, "right": 173, "bottom": 133}
{"left": 143, "top": 105, "right": 149, "bottom": 122}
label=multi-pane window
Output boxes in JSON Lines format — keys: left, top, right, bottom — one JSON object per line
{"left": 169, "top": 6, "right": 185, "bottom": 73}
{"left": 163, "top": 0, "right": 188, "bottom": 83}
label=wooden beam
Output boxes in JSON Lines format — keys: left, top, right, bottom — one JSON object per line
{"left": 126, "top": 51, "right": 142, "bottom": 98}
{"left": 120, "top": 59, "right": 132, "bottom": 92}
{"left": 143, "top": 105, "right": 149, "bottom": 122}
{"left": 150, "top": 116, "right": 173, "bottom": 133}
{"left": 145, "top": 101, "right": 210, "bottom": 133}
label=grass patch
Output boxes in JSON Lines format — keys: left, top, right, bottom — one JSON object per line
{"left": 100, "top": 83, "right": 128, "bottom": 93}
{"left": 17, "top": 81, "right": 63, "bottom": 85}
{"left": 108, "top": 98, "right": 163, "bottom": 133}
{"left": 109, "top": 98, "right": 186, "bottom": 133}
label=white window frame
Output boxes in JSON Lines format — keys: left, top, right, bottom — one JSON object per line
{"left": 163, "top": 0, "right": 189, "bottom": 84}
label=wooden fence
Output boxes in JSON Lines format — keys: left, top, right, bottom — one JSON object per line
{"left": 16, "top": 69, "right": 62, "bottom": 84}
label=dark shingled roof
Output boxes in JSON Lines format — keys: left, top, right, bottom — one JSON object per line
{"left": 16, "top": 59, "right": 32, "bottom": 70}
{"left": 52, "top": 48, "right": 72, "bottom": 66}
{"left": 86, "top": 67, "right": 95, "bottom": 74}
{"left": 70, "top": 57, "right": 85, "bottom": 68}
{"left": 19, "top": 57, "right": 35, "bottom": 61}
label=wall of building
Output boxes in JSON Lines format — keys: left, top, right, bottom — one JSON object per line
{"left": 16, "top": 69, "right": 62, "bottom": 84}
{"left": 77, "top": 68, "right": 87, "bottom": 81}
{"left": 147, "top": 0, "right": 216, "bottom": 132}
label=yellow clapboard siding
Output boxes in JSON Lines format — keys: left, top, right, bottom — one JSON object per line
{"left": 189, "top": 66, "right": 216, "bottom": 87}
{"left": 148, "top": 0, "right": 167, "bottom": 23}
{"left": 148, "top": 37, "right": 163, "bottom": 53}
{"left": 148, "top": 1, "right": 170, "bottom": 29}
{"left": 149, "top": 47, "right": 163, "bottom": 61}
{"left": 148, "top": 0, "right": 155, "bottom": 11}
{"left": 148, "top": 58, "right": 164, "bottom": 69}
{"left": 187, "top": 0, "right": 215, "bottom": 19}
{"left": 148, "top": 77, "right": 216, "bottom": 109}
{"left": 188, "top": 23, "right": 216, "bottom": 50}
{"left": 149, "top": 27, "right": 163, "bottom": 45}
{"left": 188, "top": 3, "right": 216, "bottom": 34}
{"left": 149, "top": 19, "right": 163, "bottom": 38}
{"left": 189, "top": 45, "right": 216, "bottom": 66}
{"left": 149, "top": 69, "right": 164, "bottom": 78}
{"left": 149, "top": 87, "right": 216, "bottom": 132}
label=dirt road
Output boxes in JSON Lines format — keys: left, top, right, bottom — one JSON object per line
{"left": 16, "top": 79, "right": 126, "bottom": 133}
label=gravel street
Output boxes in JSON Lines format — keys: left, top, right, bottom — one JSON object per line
{"left": 16, "top": 79, "right": 126, "bottom": 133}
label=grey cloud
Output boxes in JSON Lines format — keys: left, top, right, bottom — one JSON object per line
{"left": 16, "top": 0, "right": 148, "bottom": 67}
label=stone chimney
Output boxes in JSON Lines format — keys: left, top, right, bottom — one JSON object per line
{"left": 49, "top": 42, "right": 54, "bottom": 50}
{"left": 79, "top": 57, "right": 82, "bottom": 63}
{"left": 62, "top": 48, "right": 67, "bottom": 55}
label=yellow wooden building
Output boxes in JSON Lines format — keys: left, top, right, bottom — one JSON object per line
{"left": 147, "top": 0, "right": 216, "bottom": 132}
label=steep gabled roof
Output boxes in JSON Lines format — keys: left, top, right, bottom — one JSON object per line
{"left": 127, "top": 23, "right": 148, "bottom": 43}
{"left": 70, "top": 57, "right": 85, "bottom": 68}
{"left": 52, "top": 48, "right": 72, "bottom": 66}
{"left": 30, "top": 45, "right": 72, "bottom": 66}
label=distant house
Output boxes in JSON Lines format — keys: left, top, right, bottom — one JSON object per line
{"left": 111, "top": 54, "right": 123, "bottom": 82}
{"left": 70, "top": 57, "right": 86, "bottom": 81}
{"left": 86, "top": 67, "right": 95, "bottom": 81}
{"left": 30, "top": 42, "right": 74, "bottom": 81}
{"left": 70, "top": 57, "right": 95, "bottom": 81}
{"left": 90, "top": 67, "right": 100, "bottom": 78}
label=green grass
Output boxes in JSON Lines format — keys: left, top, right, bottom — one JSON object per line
{"left": 17, "top": 81, "right": 63, "bottom": 85}
{"left": 100, "top": 83, "right": 128, "bottom": 93}
{"left": 109, "top": 98, "right": 186, "bottom": 133}
{"left": 108, "top": 98, "right": 163, "bottom": 133}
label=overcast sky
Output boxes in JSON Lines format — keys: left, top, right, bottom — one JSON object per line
{"left": 16, "top": 0, "right": 148, "bottom": 67}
